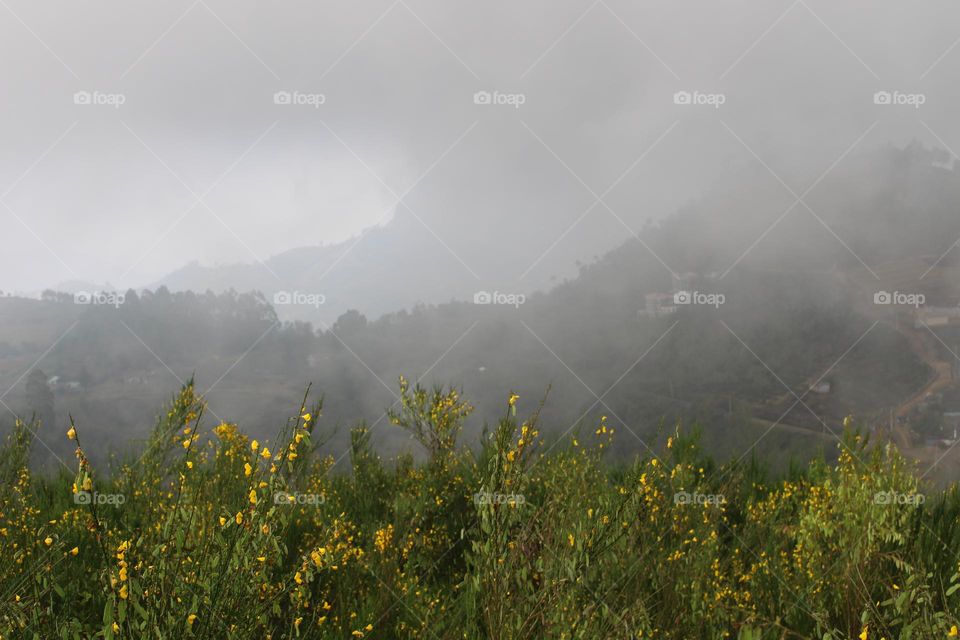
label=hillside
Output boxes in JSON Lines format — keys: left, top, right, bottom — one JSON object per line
{"left": 3, "top": 144, "right": 960, "bottom": 480}
{"left": 3, "top": 384, "right": 960, "bottom": 638}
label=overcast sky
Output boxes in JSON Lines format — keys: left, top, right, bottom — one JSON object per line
{"left": 2, "top": 0, "right": 959, "bottom": 293}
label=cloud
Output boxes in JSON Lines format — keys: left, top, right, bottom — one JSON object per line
{"left": 1, "top": 0, "right": 958, "bottom": 293}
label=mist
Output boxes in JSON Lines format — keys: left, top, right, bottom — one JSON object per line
{"left": 3, "top": 0, "right": 960, "bottom": 483}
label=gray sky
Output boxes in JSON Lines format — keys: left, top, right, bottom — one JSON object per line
{"left": 2, "top": 0, "right": 959, "bottom": 293}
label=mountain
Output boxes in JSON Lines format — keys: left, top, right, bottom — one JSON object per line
{"left": 151, "top": 208, "right": 543, "bottom": 325}
{"left": 8, "top": 143, "right": 960, "bottom": 482}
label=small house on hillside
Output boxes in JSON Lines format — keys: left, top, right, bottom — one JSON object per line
{"left": 915, "top": 306, "right": 960, "bottom": 329}
{"left": 810, "top": 381, "right": 832, "bottom": 395}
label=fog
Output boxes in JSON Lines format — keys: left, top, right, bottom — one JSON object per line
{"left": 4, "top": 0, "right": 960, "bottom": 483}
{"left": 0, "top": 0, "right": 957, "bottom": 295}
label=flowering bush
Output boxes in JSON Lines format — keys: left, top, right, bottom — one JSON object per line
{"left": 1, "top": 380, "right": 959, "bottom": 639}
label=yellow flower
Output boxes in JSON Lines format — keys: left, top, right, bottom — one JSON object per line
{"left": 70, "top": 546, "right": 79, "bottom": 556}
{"left": 568, "top": 533, "right": 574, "bottom": 547}
{"left": 185, "top": 461, "right": 193, "bottom": 469}
{"left": 251, "top": 439, "right": 259, "bottom": 452}
{"left": 66, "top": 427, "right": 76, "bottom": 440}
{"left": 219, "top": 516, "right": 226, "bottom": 526}
{"left": 294, "top": 571, "right": 303, "bottom": 585}
{"left": 44, "top": 537, "right": 53, "bottom": 546}
{"left": 859, "top": 627, "right": 867, "bottom": 640}
{"left": 187, "top": 614, "right": 197, "bottom": 625}
{"left": 235, "top": 512, "right": 243, "bottom": 525}
{"left": 112, "top": 622, "right": 119, "bottom": 633}
{"left": 249, "top": 490, "right": 257, "bottom": 505}
{"left": 949, "top": 626, "right": 958, "bottom": 637}
{"left": 119, "top": 584, "right": 128, "bottom": 600}
{"left": 301, "top": 413, "right": 312, "bottom": 422}
{"left": 508, "top": 393, "right": 519, "bottom": 407}
{"left": 506, "top": 450, "right": 516, "bottom": 462}
{"left": 374, "top": 525, "right": 393, "bottom": 553}
{"left": 244, "top": 463, "right": 252, "bottom": 477}
{"left": 261, "top": 447, "right": 271, "bottom": 459}
{"left": 365, "top": 624, "right": 373, "bottom": 632}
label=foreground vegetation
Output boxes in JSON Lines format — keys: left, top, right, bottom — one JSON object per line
{"left": 2, "top": 380, "right": 960, "bottom": 639}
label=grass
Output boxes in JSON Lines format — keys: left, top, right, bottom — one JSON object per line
{"left": 2, "top": 378, "right": 960, "bottom": 639}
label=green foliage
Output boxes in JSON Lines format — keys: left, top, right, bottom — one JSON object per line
{"left": 1, "top": 382, "right": 960, "bottom": 639}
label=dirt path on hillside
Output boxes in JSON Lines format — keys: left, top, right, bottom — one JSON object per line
{"left": 893, "top": 324, "right": 953, "bottom": 418}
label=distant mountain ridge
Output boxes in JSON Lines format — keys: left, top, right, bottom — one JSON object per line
{"left": 149, "top": 213, "right": 498, "bottom": 325}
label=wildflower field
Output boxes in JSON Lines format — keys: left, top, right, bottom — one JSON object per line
{"left": 3, "top": 379, "right": 960, "bottom": 639}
